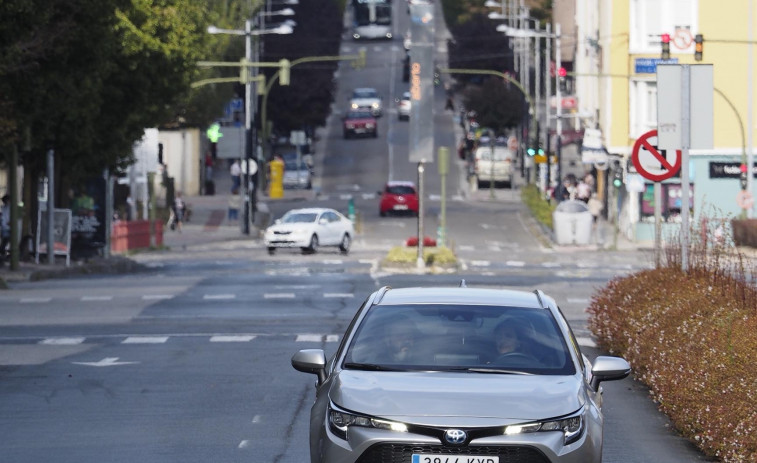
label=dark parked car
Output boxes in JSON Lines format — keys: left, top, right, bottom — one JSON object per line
{"left": 343, "top": 110, "right": 378, "bottom": 139}
{"left": 292, "top": 284, "right": 631, "bottom": 463}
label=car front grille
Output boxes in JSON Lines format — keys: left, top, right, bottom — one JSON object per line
{"left": 356, "top": 444, "right": 550, "bottom": 463}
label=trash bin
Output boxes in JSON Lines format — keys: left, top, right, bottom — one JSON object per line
{"left": 552, "top": 200, "right": 593, "bottom": 245}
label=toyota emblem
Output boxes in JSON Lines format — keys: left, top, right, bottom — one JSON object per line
{"left": 444, "top": 429, "right": 467, "bottom": 445}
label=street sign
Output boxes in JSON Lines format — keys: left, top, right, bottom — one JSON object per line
{"left": 737, "top": 190, "right": 754, "bottom": 210}
{"left": 656, "top": 64, "right": 713, "bottom": 150}
{"left": 631, "top": 130, "right": 682, "bottom": 181}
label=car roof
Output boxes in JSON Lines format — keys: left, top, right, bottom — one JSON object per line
{"left": 284, "top": 207, "right": 334, "bottom": 215}
{"left": 375, "top": 287, "right": 545, "bottom": 309}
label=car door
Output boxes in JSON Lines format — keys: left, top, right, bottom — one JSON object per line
{"left": 320, "top": 211, "right": 340, "bottom": 245}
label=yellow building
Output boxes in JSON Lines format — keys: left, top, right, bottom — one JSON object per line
{"left": 571, "top": 0, "right": 756, "bottom": 242}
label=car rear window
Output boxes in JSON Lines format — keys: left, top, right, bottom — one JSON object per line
{"left": 386, "top": 185, "right": 415, "bottom": 195}
{"left": 343, "top": 304, "right": 575, "bottom": 375}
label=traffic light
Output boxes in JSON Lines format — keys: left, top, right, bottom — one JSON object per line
{"left": 612, "top": 167, "right": 623, "bottom": 188}
{"left": 694, "top": 34, "right": 704, "bottom": 61}
{"left": 740, "top": 164, "right": 748, "bottom": 190}
{"left": 279, "top": 59, "right": 290, "bottom": 86}
{"left": 661, "top": 33, "right": 671, "bottom": 60}
{"left": 558, "top": 67, "right": 567, "bottom": 93}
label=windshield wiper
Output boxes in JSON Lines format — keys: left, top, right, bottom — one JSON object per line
{"left": 343, "top": 362, "right": 406, "bottom": 371}
{"left": 448, "top": 367, "right": 534, "bottom": 375}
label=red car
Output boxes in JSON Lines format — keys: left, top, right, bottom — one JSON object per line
{"left": 379, "top": 180, "right": 419, "bottom": 216}
{"left": 342, "top": 110, "right": 378, "bottom": 139}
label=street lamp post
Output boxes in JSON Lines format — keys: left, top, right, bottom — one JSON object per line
{"left": 207, "top": 19, "right": 293, "bottom": 235}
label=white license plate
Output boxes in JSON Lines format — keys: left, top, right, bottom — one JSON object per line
{"left": 412, "top": 456, "right": 498, "bottom": 463}
{"left": 393, "top": 204, "right": 408, "bottom": 210}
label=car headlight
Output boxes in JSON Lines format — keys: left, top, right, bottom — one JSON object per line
{"left": 328, "top": 405, "right": 408, "bottom": 440}
{"left": 291, "top": 228, "right": 308, "bottom": 236}
{"left": 503, "top": 409, "right": 584, "bottom": 445}
{"left": 351, "top": 103, "right": 359, "bottom": 110}
{"left": 365, "top": 123, "right": 375, "bottom": 129}
{"left": 372, "top": 102, "right": 380, "bottom": 109}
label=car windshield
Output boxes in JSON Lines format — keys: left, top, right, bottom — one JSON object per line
{"left": 353, "top": 89, "right": 378, "bottom": 99}
{"left": 386, "top": 185, "right": 415, "bottom": 195}
{"left": 284, "top": 160, "right": 308, "bottom": 171}
{"left": 477, "top": 149, "right": 510, "bottom": 161}
{"left": 343, "top": 304, "right": 575, "bottom": 375}
{"left": 281, "top": 212, "right": 318, "bottom": 223}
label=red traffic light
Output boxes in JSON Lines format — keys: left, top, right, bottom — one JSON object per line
{"left": 661, "top": 33, "right": 671, "bottom": 43}
{"left": 558, "top": 67, "right": 567, "bottom": 78}
{"left": 740, "top": 164, "right": 748, "bottom": 173}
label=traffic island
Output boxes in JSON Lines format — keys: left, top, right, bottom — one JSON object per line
{"left": 379, "top": 245, "right": 459, "bottom": 274}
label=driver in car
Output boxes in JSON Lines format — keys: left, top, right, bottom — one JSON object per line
{"left": 492, "top": 318, "right": 536, "bottom": 362}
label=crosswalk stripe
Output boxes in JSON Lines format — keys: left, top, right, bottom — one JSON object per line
{"left": 210, "top": 335, "right": 256, "bottom": 342}
{"left": 296, "top": 334, "right": 324, "bottom": 342}
{"left": 20, "top": 297, "right": 51, "bottom": 303}
{"left": 264, "top": 293, "right": 296, "bottom": 299}
{"left": 324, "top": 293, "right": 354, "bottom": 298}
{"left": 203, "top": 294, "right": 236, "bottom": 300}
{"left": 142, "top": 295, "right": 173, "bottom": 300}
{"left": 81, "top": 296, "right": 113, "bottom": 301}
{"left": 122, "top": 336, "right": 169, "bottom": 344}
{"left": 40, "top": 337, "right": 85, "bottom": 345}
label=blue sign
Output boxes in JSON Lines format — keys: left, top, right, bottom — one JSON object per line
{"left": 635, "top": 58, "right": 679, "bottom": 74}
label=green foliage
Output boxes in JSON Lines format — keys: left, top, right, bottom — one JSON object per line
{"left": 462, "top": 77, "right": 524, "bottom": 133}
{"left": 588, "top": 226, "right": 757, "bottom": 462}
{"left": 521, "top": 183, "right": 555, "bottom": 229}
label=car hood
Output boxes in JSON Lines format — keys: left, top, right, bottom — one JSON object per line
{"left": 330, "top": 370, "right": 584, "bottom": 423}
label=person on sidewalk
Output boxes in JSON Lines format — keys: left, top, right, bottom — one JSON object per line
{"left": 170, "top": 191, "right": 186, "bottom": 233}
{"left": 0, "top": 194, "right": 10, "bottom": 265}
{"left": 228, "top": 188, "right": 240, "bottom": 224}
{"left": 230, "top": 160, "right": 241, "bottom": 193}
{"left": 588, "top": 193, "right": 604, "bottom": 244}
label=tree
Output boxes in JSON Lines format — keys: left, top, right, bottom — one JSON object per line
{"left": 447, "top": 13, "right": 513, "bottom": 82}
{"left": 462, "top": 76, "right": 524, "bottom": 134}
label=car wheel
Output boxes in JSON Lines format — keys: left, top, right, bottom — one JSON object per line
{"left": 306, "top": 234, "right": 319, "bottom": 254}
{"left": 372, "top": 130, "right": 378, "bottom": 138}
{"left": 267, "top": 247, "right": 276, "bottom": 255}
{"left": 339, "top": 234, "right": 351, "bottom": 254}
{"left": 380, "top": 210, "right": 387, "bottom": 217}
{"left": 343, "top": 130, "right": 350, "bottom": 139}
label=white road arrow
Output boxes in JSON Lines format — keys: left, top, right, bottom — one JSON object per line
{"left": 71, "top": 357, "right": 139, "bottom": 367}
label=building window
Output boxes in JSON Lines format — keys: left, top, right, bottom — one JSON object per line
{"left": 629, "top": 0, "right": 698, "bottom": 54}
{"left": 639, "top": 182, "right": 694, "bottom": 223}
{"left": 630, "top": 80, "right": 658, "bottom": 139}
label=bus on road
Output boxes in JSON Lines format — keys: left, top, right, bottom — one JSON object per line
{"left": 352, "top": 0, "right": 392, "bottom": 40}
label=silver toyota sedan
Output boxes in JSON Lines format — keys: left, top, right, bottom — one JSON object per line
{"left": 292, "top": 284, "right": 631, "bottom": 463}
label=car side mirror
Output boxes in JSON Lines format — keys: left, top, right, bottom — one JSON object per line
{"left": 292, "top": 349, "right": 327, "bottom": 385}
{"left": 590, "top": 356, "right": 631, "bottom": 389}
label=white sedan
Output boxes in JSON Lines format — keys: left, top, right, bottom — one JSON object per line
{"left": 264, "top": 208, "right": 354, "bottom": 255}
{"left": 349, "top": 87, "right": 382, "bottom": 117}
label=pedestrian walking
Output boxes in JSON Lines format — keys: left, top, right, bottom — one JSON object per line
{"left": 228, "top": 188, "right": 240, "bottom": 224}
{"left": 169, "top": 191, "right": 186, "bottom": 233}
{"left": 0, "top": 194, "right": 10, "bottom": 265}
{"left": 230, "top": 159, "right": 241, "bottom": 193}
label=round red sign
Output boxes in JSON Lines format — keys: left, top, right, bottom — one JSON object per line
{"left": 631, "top": 130, "right": 682, "bottom": 182}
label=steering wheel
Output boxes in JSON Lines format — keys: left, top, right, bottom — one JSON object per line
{"left": 494, "top": 352, "right": 538, "bottom": 365}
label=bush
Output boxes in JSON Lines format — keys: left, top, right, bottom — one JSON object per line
{"left": 521, "top": 183, "right": 555, "bottom": 229}
{"left": 588, "top": 219, "right": 757, "bottom": 462}
{"left": 732, "top": 218, "right": 757, "bottom": 248}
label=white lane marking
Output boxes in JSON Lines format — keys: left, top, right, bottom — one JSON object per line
{"left": 428, "top": 194, "right": 441, "bottom": 201}
{"left": 210, "top": 335, "right": 256, "bottom": 342}
{"left": 264, "top": 293, "right": 296, "bottom": 299}
{"left": 40, "top": 337, "right": 85, "bottom": 345}
{"left": 122, "top": 336, "right": 169, "bottom": 344}
{"left": 142, "top": 295, "right": 173, "bottom": 300}
{"left": 338, "top": 194, "right": 353, "bottom": 200}
{"left": 487, "top": 245, "right": 501, "bottom": 251}
{"left": 567, "top": 298, "right": 590, "bottom": 304}
{"left": 361, "top": 193, "right": 376, "bottom": 200}
{"left": 296, "top": 334, "right": 324, "bottom": 342}
{"left": 20, "top": 297, "right": 51, "bottom": 303}
{"left": 203, "top": 294, "right": 236, "bottom": 300}
{"left": 458, "top": 245, "right": 475, "bottom": 251}
{"left": 238, "top": 440, "right": 251, "bottom": 449}
{"left": 541, "top": 262, "right": 562, "bottom": 268}
{"left": 72, "top": 357, "right": 139, "bottom": 367}
{"left": 576, "top": 337, "right": 597, "bottom": 348}
{"left": 325, "top": 335, "right": 340, "bottom": 343}
{"left": 252, "top": 415, "right": 262, "bottom": 423}
{"left": 324, "top": 293, "right": 354, "bottom": 298}
{"left": 480, "top": 224, "right": 495, "bottom": 230}
{"left": 144, "top": 262, "right": 164, "bottom": 268}
{"left": 359, "top": 259, "right": 376, "bottom": 264}
{"left": 81, "top": 296, "right": 113, "bottom": 301}
{"left": 506, "top": 261, "right": 525, "bottom": 267}
{"left": 323, "top": 260, "right": 343, "bottom": 265}
{"left": 470, "top": 260, "right": 491, "bottom": 267}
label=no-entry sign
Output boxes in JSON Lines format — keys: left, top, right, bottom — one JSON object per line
{"left": 632, "top": 130, "right": 682, "bottom": 182}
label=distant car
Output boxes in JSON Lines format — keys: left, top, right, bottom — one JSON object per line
{"left": 379, "top": 180, "right": 419, "bottom": 216}
{"left": 397, "top": 91, "right": 411, "bottom": 121}
{"left": 282, "top": 156, "right": 312, "bottom": 190}
{"left": 343, "top": 110, "right": 378, "bottom": 139}
{"left": 264, "top": 208, "right": 354, "bottom": 255}
{"left": 349, "top": 87, "right": 383, "bottom": 116}
{"left": 292, "top": 284, "right": 632, "bottom": 463}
